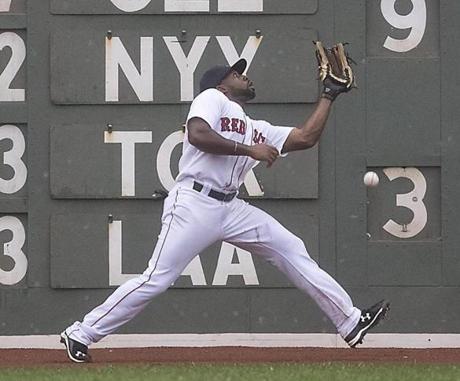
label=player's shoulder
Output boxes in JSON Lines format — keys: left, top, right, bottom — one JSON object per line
{"left": 194, "top": 88, "right": 227, "bottom": 102}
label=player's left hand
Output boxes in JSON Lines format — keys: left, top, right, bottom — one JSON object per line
{"left": 248, "top": 144, "right": 279, "bottom": 167}
{"left": 314, "top": 41, "right": 356, "bottom": 101}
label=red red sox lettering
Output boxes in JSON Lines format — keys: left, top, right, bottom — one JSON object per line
{"left": 220, "top": 117, "right": 246, "bottom": 135}
{"left": 220, "top": 117, "right": 266, "bottom": 144}
{"left": 252, "top": 129, "right": 266, "bottom": 144}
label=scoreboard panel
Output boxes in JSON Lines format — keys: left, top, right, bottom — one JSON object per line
{"left": 0, "top": 0, "right": 458, "bottom": 336}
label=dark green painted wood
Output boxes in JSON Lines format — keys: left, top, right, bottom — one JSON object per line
{"left": 0, "top": 0, "right": 459, "bottom": 336}
{"left": 440, "top": 0, "right": 460, "bottom": 286}
{"left": 50, "top": 16, "right": 318, "bottom": 104}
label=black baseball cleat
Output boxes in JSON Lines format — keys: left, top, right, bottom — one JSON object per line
{"left": 60, "top": 331, "right": 92, "bottom": 363}
{"left": 345, "top": 300, "right": 390, "bottom": 348}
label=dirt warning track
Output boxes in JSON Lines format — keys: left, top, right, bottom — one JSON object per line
{"left": 1, "top": 347, "right": 459, "bottom": 367}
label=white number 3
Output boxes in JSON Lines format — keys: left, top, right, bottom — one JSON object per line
{"left": 382, "top": 167, "right": 427, "bottom": 238}
{"left": 0, "top": 216, "right": 27, "bottom": 285}
{"left": 380, "top": 0, "right": 426, "bottom": 52}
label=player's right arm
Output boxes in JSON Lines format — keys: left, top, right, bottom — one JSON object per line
{"left": 187, "top": 117, "right": 279, "bottom": 167}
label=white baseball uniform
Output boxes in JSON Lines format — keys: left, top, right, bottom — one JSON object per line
{"left": 65, "top": 88, "right": 361, "bottom": 345}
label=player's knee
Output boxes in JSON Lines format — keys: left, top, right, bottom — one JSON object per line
{"left": 286, "top": 234, "right": 315, "bottom": 259}
{"left": 276, "top": 230, "right": 305, "bottom": 250}
{"left": 157, "top": 272, "right": 180, "bottom": 293}
{"left": 138, "top": 269, "right": 180, "bottom": 295}
{"left": 276, "top": 234, "right": 309, "bottom": 257}
{"left": 291, "top": 236, "right": 308, "bottom": 254}
{"left": 156, "top": 282, "right": 172, "bottom": 294}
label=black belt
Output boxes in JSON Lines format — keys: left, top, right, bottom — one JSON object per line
{"left": 192, "top": 181, "right": 237, "bottom": 202}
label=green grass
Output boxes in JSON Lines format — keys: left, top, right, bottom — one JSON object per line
{"left": 0, "top": 363, "right": 459, "bottom": 381}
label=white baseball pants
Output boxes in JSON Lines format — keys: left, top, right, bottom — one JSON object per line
{"left": 66, "top": 181, "right": 360, "bottom": 345}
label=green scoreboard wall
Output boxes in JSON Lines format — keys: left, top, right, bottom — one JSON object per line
{"left": 0, "top": 0, "right": 458, "bottom": 336}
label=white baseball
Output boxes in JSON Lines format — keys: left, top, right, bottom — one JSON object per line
{"left": 363, "top": 171, "right": 379, "bottom": 187}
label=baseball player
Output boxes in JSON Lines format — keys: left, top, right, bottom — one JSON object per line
{"left": 60, "top": 58, "right": 389, "bottom": 363}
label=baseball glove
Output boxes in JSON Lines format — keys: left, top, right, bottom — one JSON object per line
{"left": 314, "top": 41, "right": 356, "bottom": 101}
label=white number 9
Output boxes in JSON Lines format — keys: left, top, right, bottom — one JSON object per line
{"left": 380, "top": 0, "right": 426, "bottom": 52}
{"left": 0, "top": 1, "right": 12, "bottom": 12}
{"left": 110, "top": 0, "right": 151, "bottom": 12}
{"left": 382, "top": 167, "right": 427, "bottom": 238}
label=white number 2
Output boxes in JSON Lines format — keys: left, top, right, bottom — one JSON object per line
{"left": 0, "top": 32, "right": 26, "bottom": 101}
{"left": 0, "top": 216, "right": 27, "bottom": 285}
{"left": 380, "top": 0, "right": 426, "bottom": 52}
{"left": 382, "top": 167, "right": 427, "bottom": 238}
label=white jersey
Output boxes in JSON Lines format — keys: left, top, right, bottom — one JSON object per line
{"left": 177, "top": 89, "right": 294, "bottom": 192}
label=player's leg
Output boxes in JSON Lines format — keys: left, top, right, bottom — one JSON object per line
{"left": 63, "top": 185, "right": 223, "bottom": 347}
{"left": 223, "top": 199, "right": 360, "bottom": 339}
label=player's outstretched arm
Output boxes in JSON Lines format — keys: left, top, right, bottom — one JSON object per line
{"left": 281, "top": 97, "right": 332, "bottom": 153}
{"left": 188, "top": 117, "right": 279, "bottom": 166}
{"left": 282, "top": 41, "right": 356, "bottom": 154}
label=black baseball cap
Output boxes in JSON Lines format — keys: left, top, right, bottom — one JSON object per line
{"left": 199, "top": 58, "right": 247, "bottom": 93}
